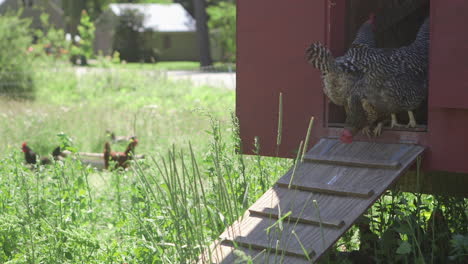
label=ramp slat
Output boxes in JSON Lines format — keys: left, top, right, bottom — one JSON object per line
{"left": 277, "top": 181, "right": 375, "bottom": 198}
{"left": 305, "top": 154, "right": 400, "bottom": 169}
{"left": 220, "top": 216, "right": 324, "bottom": 258}
{"left": 200, "top": 242, "right": 311, "bottom": 264}
{"left": 248, "top": 187, "right": 367, "bottom": 224}
{"left": 249, "top": 207, "right": 345, "bottom": 228}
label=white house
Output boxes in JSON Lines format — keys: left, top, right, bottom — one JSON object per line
{"left": 94, "top": 3, "right": 221, "bottom": 62}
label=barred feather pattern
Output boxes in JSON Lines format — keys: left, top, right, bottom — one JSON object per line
{"left": 350, "top": 21, "right": 376, "bottom": 48}
{"left": 305, "top": 19, "right": 376, "bottom": 106}
{"left": 306, "top": 43, "right": 363, "bottom": 106}
{"left": 345, "top": 17, "right": 430, "bottom": 131}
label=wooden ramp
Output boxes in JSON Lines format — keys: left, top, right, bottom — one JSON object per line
{"left": 202, "top": 138, "right": 424, "bottom": 263}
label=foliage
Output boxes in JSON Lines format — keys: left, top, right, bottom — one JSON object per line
{"left": 207, "top": 1, "right": 236, "bottom": 62}
{"left": 112, "top": 8, "right": 154, "bottom": 62}
{"left": 31, "top": 13, "right": 70, "bottom": 60}
{"left": 0, "top": 13, "right": 35, "bottom": 98}
{"left": 120, "top": 0, "right": 173, "bottom": 3}
{"left": 0, "top": 61, "right": 288, "bottom": 262}
{"left": 0, "top": 63, "right": 234, "bottom": 155}
{"left": 327, "top": 190, "right": 468, "bottom": 263}
{"left": 1, "top": 60, "right": 467, "bottom": 262}
{"left": 450, "top": 234, "right": 468, "bottom": 262}
{"left": 0, "top": 128, "right": 287, "bottom": 262}
{"left": 70, "top": 10, "right": 96, "bottom": 65}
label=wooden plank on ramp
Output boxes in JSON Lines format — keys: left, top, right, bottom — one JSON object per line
{"left": 202, "top": 138, "right": 424, "bottom": 263}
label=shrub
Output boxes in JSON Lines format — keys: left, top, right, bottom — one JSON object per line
{"left": 207, "top": 2, "right": 236, "bottom": 62}
{"left": 32, "top": 13, "right": 70, "bottom": 61}
{"left": 70, "top": 10, "right": 95, "bottom": 65}
{"left": 112, "top": 8, "right": 147, "bottom": 62}
{"left": 0, "top": 13, "right": 35, "bottom": 98}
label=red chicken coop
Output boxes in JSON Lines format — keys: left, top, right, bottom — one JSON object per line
{"left": 205, "top": 2, "right": 468, "bottom": 261}
{"left": 236, "top": 0, "right": 468, "bottom": 196}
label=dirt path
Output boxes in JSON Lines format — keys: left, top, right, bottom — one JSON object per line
{"left": 75, "top": 67, "right": 236, "bottom": 90}
{"left": 166, "top": 70, "right": 236, "bottom": 90}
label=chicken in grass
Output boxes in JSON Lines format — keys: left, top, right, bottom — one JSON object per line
{"left": 305, "top": 13, "right": 377, "bottom": 106}
{"left": 340, "top": 17, "right": 429, "bottom": 143}
{"left": 103, "top": 138, "right": 138, "bottom": 170}
{"left": 22, "top": 142, "right": 66, "bottom": 165}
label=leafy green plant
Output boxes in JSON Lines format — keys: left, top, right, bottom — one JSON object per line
{"left": 0, "top": 13, "right": 35, "bottom": 98}
{"left": 112, "top": 8, "right": 147, "bottom": 62}
{"left": 207, "top": 1, "right": 236, "bottom": 62}
{"left": 70, "top": 10, "right": 95, "bottom": 65}
{"left": 450, "top": 234, "right": 468, "bottom": 262}
{"left": 32, "top": 13, "right": 70, "bottom": 60}
{"left": 1, "top": 59, "right": 467, "bottom": 263}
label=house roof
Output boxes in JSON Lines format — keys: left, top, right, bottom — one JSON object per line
{"left": 108, "top": 3, "right": 196, "bottom": 32}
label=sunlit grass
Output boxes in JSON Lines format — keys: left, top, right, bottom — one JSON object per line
{"left": 0, "top": 65, "right": 234, "bottom": 156}
{"left": 0, "top": 61, "right": 467, "bottom": 263}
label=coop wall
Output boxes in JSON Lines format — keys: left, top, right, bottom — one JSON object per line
{"left": 237, "top": 0, "right": 468, "bottom": 178}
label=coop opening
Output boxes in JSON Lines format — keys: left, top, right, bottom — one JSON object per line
{"left": 327, "top": 0, "right": 430, "bottom": 132}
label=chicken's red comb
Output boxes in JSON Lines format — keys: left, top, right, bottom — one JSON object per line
{"left": 22, "top": 142, "right": 27, "bottom": 148}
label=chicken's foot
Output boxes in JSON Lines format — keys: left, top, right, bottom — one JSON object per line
{"left": 407, "top": 111, "right": 417, "bottom": 128}
{"left": 361, "top": 126, "right": 372, "bottom": 138}
{"left": 390, "top": 113, "right": 405, "bottom": 128}
{"left": 373, "top": 122, "right": 384, "bottom": 137}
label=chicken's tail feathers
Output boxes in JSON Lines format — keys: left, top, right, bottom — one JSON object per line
{"left": 351, "top": 17, "right": 376, "bottom": 48}
{"left": 52, "top": 146, "right": 61, "bottom": 157}
{"left": 124, "top": 138, "right": 138, "bottom": 156}
{"left": 305, "top": 42, "right": 334, "bottom": 73}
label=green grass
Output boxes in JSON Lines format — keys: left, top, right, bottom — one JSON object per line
{"left": 0, "top": 60, "right": 467, "bottom": 263}
{"left": 112, "top": 61, "right": 201, "bottom": 71}
{"left": 0, "top": 60, "right": 291, "bottom": 263}
{"left": 0, "top": 62, "right": 234, "bottom": 156}
{"left": 92, "top": 60, "right": 236, "bottom": 72}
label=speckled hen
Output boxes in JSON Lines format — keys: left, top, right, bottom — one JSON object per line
{"left": 341, "top": 17, "right": 429, "bottom": 143}
{"left": 305, "top": 13, "right": 377, "bottom": 106}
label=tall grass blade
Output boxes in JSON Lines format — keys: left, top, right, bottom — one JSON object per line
{"left": 276, "top": 92, "right": 283, "bottom": 156}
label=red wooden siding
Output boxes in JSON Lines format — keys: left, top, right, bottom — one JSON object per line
{"left": 237, "top": 0, "right": 468, "bottom": 174}
{"left": 425, "top": 1, "right": 468, "bottom": 173}
{"left": 237, "top": 0, "right": 327, "bottom": 157}
{"left": 428, "top": 0, "right": 468, "bottom": 109}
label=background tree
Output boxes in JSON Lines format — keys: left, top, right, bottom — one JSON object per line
{"left": 62, "top": 0, "right": 87, "bottom": 38}
{"left": 0, "top": 13, "right": 35, "bottom": 98}
{"left": 193, "top": 0, "right": 212, "bottom": 66}
{"left": 112, "top": 8, "right": 146, "bottom": 62}
{"left": 207, "top": 1, "right": 236, "bottom": 62}
{"left": 70, "top": 10, "right": 95, "bottom": 65}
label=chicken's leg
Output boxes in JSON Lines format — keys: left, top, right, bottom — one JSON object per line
{"left": 373, "top": 122, "right": 384, "bottom": 137}
{"left": 390, "top": 113, "right": 405, "bottom": 128}
{"left": 407, "top": 111, "right": 417, "bottom": 128}
{"left": 361, "top": 126, "right": 372, "bottom": 138}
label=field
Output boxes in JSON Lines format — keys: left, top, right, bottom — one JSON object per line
{"left": 0, "top": 60, "right": 292, "bottom": 263}
{"left": 0, "top": 60, "right": 467, "bottom": 263}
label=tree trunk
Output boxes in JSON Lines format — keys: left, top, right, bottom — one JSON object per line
{"left": 63, "top": 0, "right": 87, "bottom": 37}
{"left": 193, "top": 0, "right": 213, "bottom": 67}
